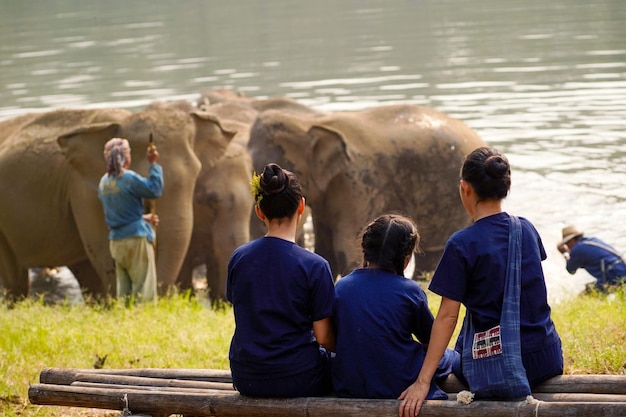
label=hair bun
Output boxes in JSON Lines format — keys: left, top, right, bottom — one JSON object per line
{"left": 484, "top": 155, "right": 508, "bottom": 179}
{"left": 260, "top": 163, "right": 289, "bottom": 195}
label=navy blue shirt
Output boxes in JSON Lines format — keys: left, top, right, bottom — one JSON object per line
{"left": 566, "top": 237, "right": 626, "bottom": 286}
{"left": 429, "top": 212, "right": 561, "bottom": 353}
{"left": 333, "top": 268, "right": 442, "bottom": 399}
{"left": 226, "top": 236, "right": 335, "bottom": 379}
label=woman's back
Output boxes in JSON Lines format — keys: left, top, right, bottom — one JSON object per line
{"left": 227, "top": 236, "right": 334, "bottom": 378}
{"left": 429, "top": 212, "right": 559, "bottom": 352}
{"left": 333, "top": 268, "right": 439, "bottom": 398}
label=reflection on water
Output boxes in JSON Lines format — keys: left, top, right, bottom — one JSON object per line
{"left": 1, "top": 0, "right": 625, "bottom": 301}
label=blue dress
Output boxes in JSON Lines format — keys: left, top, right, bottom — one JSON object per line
{"left": 429, "top": 212, "right": 563, "bottom": 387}
{"left": 226, "top": 236, "right": 335, "bottom": 397}
{"left": 333, "top": 268, "right": 455, "bottom": 399}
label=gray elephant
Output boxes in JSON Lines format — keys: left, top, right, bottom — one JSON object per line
{"left": 0, "top": 106, "right": 234, "bottom": 300}
{"left": 197, "top": 90, "right": 322, "bottom": 244}
{"left": 148, "top": 100, "right": 255, "bottom": 301}
{"left": 197, "top": 88, "right": 320, "bottom": 118}
{"left": 247, "top": 104, "right": 487, "bottom": 279}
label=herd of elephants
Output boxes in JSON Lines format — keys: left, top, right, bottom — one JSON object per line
{"left": 0, "top": 88, "right": 487, "bottom": 302}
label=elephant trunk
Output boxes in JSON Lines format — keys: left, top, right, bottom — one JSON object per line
{"left": 153, "top": 203, "right": 195, "bottom": 295}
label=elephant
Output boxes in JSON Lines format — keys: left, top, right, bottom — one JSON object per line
{"left": 197, "top": 88, "right": 320, "bottom": 118}
{"left": 0, "top": 105, "right": 234, "bottom": 300}
{"left": 129, "top": 92, "right": 322, "bottom": 300}
{"left": 247, "top": 103, "right": 488, "bottom": 280}
{"left": 146, "top": 99, "right": 255, "bottom": 301}
{"left": 197, "top": 89, "right": 323, "bottom": 242}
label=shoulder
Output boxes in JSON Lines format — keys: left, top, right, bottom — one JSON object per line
{"left": 121, "top": 170, "right": 142, "bottom": 180}
{"left": 516, "top": 215, "right": 540, "bottom": 234}
{"left": 291, "top": 243, "right": 330, "bottom": 265}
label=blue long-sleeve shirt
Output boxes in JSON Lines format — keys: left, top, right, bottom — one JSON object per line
{"left": 566, "top": 237, "right": 626, "bottom": 286}
{"left": 98, "top": 163, "right": 163, "bottom": 243}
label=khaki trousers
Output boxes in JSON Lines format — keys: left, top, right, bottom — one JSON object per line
{"left": 109, "top": 236, "right": 157, "bottom": 304}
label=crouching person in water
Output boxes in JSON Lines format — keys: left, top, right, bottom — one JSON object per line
{"left": 226, "top": 162, "right": 335, "bottom": 397}
{"left": 333, "top": 214, "right": 456, "bottom": 399}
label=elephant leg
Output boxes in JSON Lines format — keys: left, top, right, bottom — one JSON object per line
{"left": 310, "top": 217, "right": 341, "bottom": 281}
{"left": 68, "top": 260, "right": 110, "bottom": 300}
{"left": 177, "top": 255, "right": 194, "bottom": 292}
{"left": 0, "top": 232, "right": 29, "bottom": 300}
{"left": 204, "top": 254, "right": 222, "bottom": 301}
{"left": 207, "top": 201, "right": 251, "bottom": 302}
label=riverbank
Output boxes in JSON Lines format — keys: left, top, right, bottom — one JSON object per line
{"left": 1, "top": 289, "right": 624, "bottom": 417}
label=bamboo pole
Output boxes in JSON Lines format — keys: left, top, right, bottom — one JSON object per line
{"left": 71, "top": 381, "right": 228, "bottom": 394}
{"left": 439, "top": 374, "right": 626, "bottom": 395}
{"left": 40, "top": 368, "right": 626, "bottom": 395}
{"left": 68, "top": 383, "right": 626, "bottom": 404}
{"left": 71, "top": 372, "right": 234, "bottom": 391}
{"left": 28, "top": 383, "right": 626, "bottom": 417}
{"left": 39, "top": 367, "right": 232, "bottom": 385}
{"left": 532, "top": 393, "right": 626, "bottom": 403}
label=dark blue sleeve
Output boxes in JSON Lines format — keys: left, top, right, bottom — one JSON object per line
{"left": 309, "top": 260, "right": 335, "bottom": 321}
{"left": 411, "top": 287, "right": 434, "bottom": 344}
{"left": 429, "top": 239, "right": 466, "bottom": 302}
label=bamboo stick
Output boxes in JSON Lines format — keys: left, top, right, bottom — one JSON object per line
{"left": 39, "top": 367, "right": 232, "bottom": 385}
{"left": 69, "top": 384, "right": 626, "bottom": 404}
{"left": 71, "top": 372, "right": 234, "bottom": 391}
{"left": 29, "top": 383, "right": 626, "bottom": 417}
{"left": 532, "top": 392, "right": 626, "bottom": 403}
{"left": 40, "top": 368, "right": 626, "bottom": 395}
{"left": 438, "top": 374, "right": 626, "bottom": 395}
{"left": 71, "top": 381, "right": 233, "bottom": 394}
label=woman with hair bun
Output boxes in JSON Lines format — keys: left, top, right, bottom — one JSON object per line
{"left": 226, "top": 162, "right": 335, "bottom": 397}
{"left": 399, "top": 147, "right": 563, "bottom": 416}
{"left": 333, "top": 213, "right": 456, "bottom": 400}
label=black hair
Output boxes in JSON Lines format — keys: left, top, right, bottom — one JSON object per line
{"left": 361, "top": 214, "right": 419, "bottom": 276}
{"left": 460, "top": 146, "right": 511, "bottom": 201}
{"left": 257, "top": 162, "right": 302, "bottom": 220}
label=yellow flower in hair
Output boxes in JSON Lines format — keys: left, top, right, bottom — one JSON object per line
{"left": 250, "top": 172, "right": 264, "bottom": 205}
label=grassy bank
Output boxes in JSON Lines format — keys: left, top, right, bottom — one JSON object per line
{"left": 1, "top": 288, "right": 624, "bottom": 417}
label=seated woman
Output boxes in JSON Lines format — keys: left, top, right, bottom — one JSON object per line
{"left": 332, "top": 213, "right": 456, "bottom": 399}
{"left": 226, "top": 162, "right": 335, "bottom": 397}
{"left": 398, "top": 147, "right": 563, "bottom": 417}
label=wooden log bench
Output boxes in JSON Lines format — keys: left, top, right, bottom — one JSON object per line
{"left": 28, "top": 367, "right": 626, "bottom": 417}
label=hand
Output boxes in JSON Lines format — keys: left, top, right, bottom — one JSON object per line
{"left": 143, "top": 213, "right": 159, "bottom": 227}
{"left": 146, "top": 145, "right": 159, "bottom": 164}
{"left": 398, "top": 380, "right": 430, "bottom": 417}
{"left": 557, "top": 244, "right": 568, "bottom": 254}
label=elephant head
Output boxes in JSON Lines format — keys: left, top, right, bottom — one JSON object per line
{"left": 248, "top": 104, "right": 486, "bottom": 279}
{"left": 147, "top": 100, "right": 255, "bottom": 301}
{"left": 56, "top": 106, "right": 235, "bottom": 296}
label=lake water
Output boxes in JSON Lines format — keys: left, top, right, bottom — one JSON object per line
{"left": 2, "top": 0, "right": 625, "bottom": 302}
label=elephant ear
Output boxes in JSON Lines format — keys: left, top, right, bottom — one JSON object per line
{"left": 307, "top": 125, "right": 353, "bottom": 191}
{"left": 191, "top": 111, "right": 237, "bottom": 168}
{"left": 57, "top": 122, "right": 121, "bottom": 179}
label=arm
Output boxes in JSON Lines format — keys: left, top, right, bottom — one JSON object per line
{"left": 398, "top": 296, "right": 460, "bottom": 417}
{"left": 313, "top": 317, "right": 336, "bottom": 352}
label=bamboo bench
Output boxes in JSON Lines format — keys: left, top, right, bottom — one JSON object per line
{"left": 28, "top": 367, "right": 626, "bottom": 417}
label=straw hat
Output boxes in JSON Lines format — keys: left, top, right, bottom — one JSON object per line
{"left": 559, "top": 225, "right": 583, "bottom": 246}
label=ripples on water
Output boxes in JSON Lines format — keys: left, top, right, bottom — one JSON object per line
{"left": 1, "top": 0, "right": 625, "bottom": 301}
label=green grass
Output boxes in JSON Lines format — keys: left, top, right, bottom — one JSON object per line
{"left": 1, "top": 287, "right": 625, "bottom": 416}
{"left": 0, "top": 293, "right": 234, "bottom": 417}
